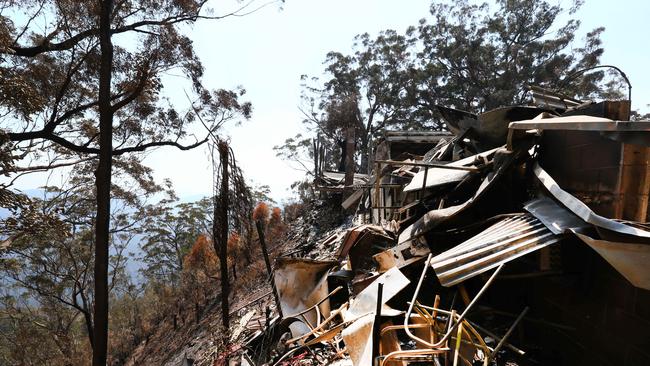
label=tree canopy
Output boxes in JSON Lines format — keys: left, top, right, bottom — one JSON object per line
{"left": 277, "top": 0, "right": 623, "bottom": 179}
{"left": 0, "top": 0, "right": 265, "bottom": 364}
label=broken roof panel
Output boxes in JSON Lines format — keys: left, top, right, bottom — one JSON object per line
{"left": 399, "top": 148, "right": 518, "bottom": 243}
{"left": 403, "top": 147, "right": 499, "bottom": 192}
{"left": 439, "top": 105, "right": 550, "bottom": 149}
{"left": 322, "top": 171, "right": 370, "bottom": 185}
{"left": 523, "top": 197, "right": 589, "bottom": 234}
{"left": 509, "top": 115, "right": 650, "bottom": 131}
{"left": 528, "top": 85, "right": 583, "bottom": 111}
{"left": 337, "top": 224, "right": 394, "bottom": 260}
{"left": 430, "top": 213, "right": 561, "bottom": 287}
{"left": 316, "top": 171, "right": 370, "bottom": 192}
{"left": 574, "top": 232, "right": 650, "bottom": 290}
{"left": 534, "top": 163, "right": 650, "bottom": 238}
{"left": 383, "top": 130, "right": 454, "bottom": 143}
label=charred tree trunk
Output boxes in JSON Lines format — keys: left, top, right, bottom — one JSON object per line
{"left": 244, "top": 226, "right": 253, "bottom": 264}
{"left": 360, "top": 133, "right": 371, "bottom": 175}
{"left": 255, "top": 220, "right": 272, "bottom": 276}
{"left": 214, "top": 141, "right": 230, "bottom": 331}
{"left": 255, "top": 220, "right": 282, "bottom": 317}
{"left": 343, "top": 126, "right": 356, "bottom": 198}
{"left": 93, "top": 0, "right": 114, "bottom": 364}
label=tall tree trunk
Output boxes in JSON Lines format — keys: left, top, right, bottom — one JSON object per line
{"left": 93, "top": 0, "right": 114, "bottom": 364}
{"left": 214, "top": 141, "right": 230, "bottom": 331}
{"left": 343, "top": 126, "right": 356, "bottom": 198}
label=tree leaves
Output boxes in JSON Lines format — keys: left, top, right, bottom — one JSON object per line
{"left": 281, "top": 0, "right": 615, "bottom": 183}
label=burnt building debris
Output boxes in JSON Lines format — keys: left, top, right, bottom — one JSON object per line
{"left": 234, "top": 91, "right": 650, "bottom": 366}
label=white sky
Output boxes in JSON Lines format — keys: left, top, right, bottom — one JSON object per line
{"left": 10, "top": 0, "right": 650, "bottom": 204}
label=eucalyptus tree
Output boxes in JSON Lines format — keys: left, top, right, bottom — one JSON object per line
{"left": 140, "top": 197, "right": 212, "bottom": 286}
{"left": 0, "top": 0, "right": 273, "bottom": 363}
{"left": 278, "top": 0, "right": 615, "bottom": 183}
{"left": 0, "top": 160, "right": 154, "bottom": 365}
{"left": 412, "top": 0, "right": 615, "bottom": 112}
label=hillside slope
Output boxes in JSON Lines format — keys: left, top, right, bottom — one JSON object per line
{"left": 123, "top": 199, "right": 349, "bottom": 366}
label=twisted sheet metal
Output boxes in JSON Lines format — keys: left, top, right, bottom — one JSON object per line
{"left": 574, "top": 232, "right": 650, "bottom": 290}
{"left": 431, "top": 213, "right": 561, "bottom": 287}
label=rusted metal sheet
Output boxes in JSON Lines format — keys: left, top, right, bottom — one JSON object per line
{"left": 430, "top": 214, "right": 561, "bottom": 287}
{"left": 574, "top": 232, "right": 650, "bottom": 290}
{"left": 341, "top": 313, "right": 374, "bottom": 366}
{"left": 534, "top": 163, "right": 650, "bottom": 238}
{"left": 273, "top": 258, "right": 338, "bottom": 337}
{"left": 616, "top": 143, "right": 650, "bottom": 221}
{"left": 373, "top": 239, "right": 430, "bottom": 273}
{"left": 341, "top": 268, "right": 409, "bottom": 366}
{"left": 344, "top": 267, "right": 410, "bottom": 321}
{"left": 378, "top": 321, "right": 407, "bottom": 366}
{"left": 337, "top": 224, "right": 394, "bottom": 261}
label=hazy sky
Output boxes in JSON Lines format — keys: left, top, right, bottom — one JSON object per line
{"left": 11, "top": 0, "right": 650, "bottom": 204}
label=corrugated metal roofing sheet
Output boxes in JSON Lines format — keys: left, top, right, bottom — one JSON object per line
{"left": 523, "top": 197, "right": 588, "bottom": 234}
{"left": 430, "top": 213, "right": 561, "bottom": 287}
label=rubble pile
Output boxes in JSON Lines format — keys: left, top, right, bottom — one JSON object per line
{"left": 235, "top": 92, "right": 650, "bottom": 366}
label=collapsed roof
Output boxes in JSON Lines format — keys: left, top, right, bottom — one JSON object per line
{"left": 240, "top": 96, "right": 650, "bottom": 366}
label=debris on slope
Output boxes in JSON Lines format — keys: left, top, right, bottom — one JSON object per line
{"left": 122, "top": 199, "right": 350, "bottom": 366}
{"left": 235, "top": 96, "right": 650, "bottom": 366}
{"left": 127, "top": 93, "right": 650, "bottom": 366}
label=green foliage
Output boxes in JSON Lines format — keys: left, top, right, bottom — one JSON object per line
{"left": 0, "top": 0, "right": 253, "bottom": 160}
{"left": 251, "top": 183, "right": 276, "bottom": 206}
{"left": 278, "top": 0, "right": 620, "bottom": 188}
{"left": 0, "top": 0, "right": 271, "bottom": 363}
{"left": 0, "top": 181, "right": 140, "bottom": 364}
{"left": 413, "top": 0, "right": 616, "bottom": 111}
{"left": 140, "top": 197, "right": 212, "bottom": 285}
